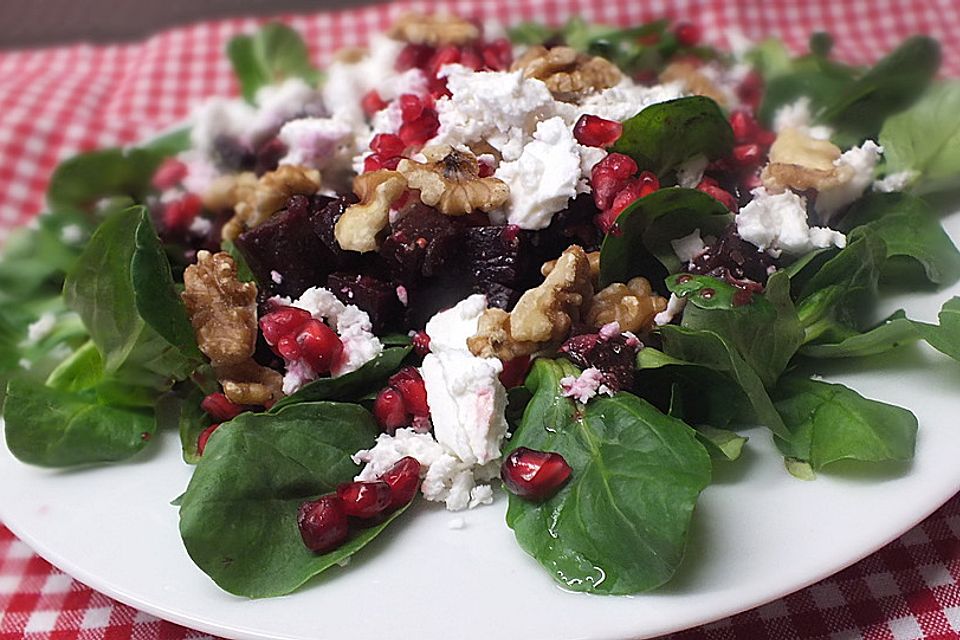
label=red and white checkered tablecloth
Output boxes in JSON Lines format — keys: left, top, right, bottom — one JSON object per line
{"left": 1, "top": 0, "right": 959, "bottom": 638}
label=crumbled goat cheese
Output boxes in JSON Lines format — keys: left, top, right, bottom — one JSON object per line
{"left": 18, "top": 358, "right": 31, "bottom": 370}
{"left": 698, "top": 62, "right": 752, "bottom": 108}
{"left": 270, "top": 270, "right": 283, "bottom": 285}
{"left": 560, "top": 367, "right": 613, "bottom": 404}
{"left": 773, "top": 97, "right": 833, "bottom": 140}
{"left": 598, "top": 321, "right": 622, "bottom": 340}
{"left": 322, "top": 34, "right": 406, "bottom": 125}
{"left": 654, "top": 293, "right": 687, "bottom": 326}
{"left": 353, "top": 428, "right": 500, "bottom": 511}
{"left": 59, "top": 224, "right": 85, "bottom": 245}
{"left": 396, "top": 285, "right": 408, "bottom": 307}
{"left": 189, "top": 98, "right": 257, "bottom": 157}
{"left": 178, "top": 150, "right": 220, "bottom": 196}
{"left": 575, "top": 77, "right": 686, "bottom": 122}
{"left": 494, "top": 117, "right": 588, "bottom": 230}
{"left": 671, "top": 228, "right": 707, "bottom": 263}
{"left": 737, "top": 187, "right": 846, "bottom": 257}
{"left": 676, "top": 154, "right": 708, "bottom": 188}
{"left": 424, "top": 293, "right": 487, "bottom": 353}
{"left": 188, "top": 216, "right": 213, "bottom": 236}
{"left": 252, "top": 78, "right": 325, "bottom": 141}
{"left": 815, "top": 140, "right": 884, "bottom": 219}
{"left": 278, "top": 117, "right": 356, "bottom": 169}
{"left": 270, "top": 286, "right": 383, "bottom": 393}
{"left": 25, "top": 312, "right": 56, "bottom": 345}
{"left": 873, "top": 170, "right": 919, "bottom": 193}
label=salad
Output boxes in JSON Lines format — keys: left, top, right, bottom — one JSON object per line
{"left": 2, "top": 12, "right": 959, "bottom": 598}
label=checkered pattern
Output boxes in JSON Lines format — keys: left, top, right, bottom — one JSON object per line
{"left": 0, "top": 0, "right": 958, "bottom": 637}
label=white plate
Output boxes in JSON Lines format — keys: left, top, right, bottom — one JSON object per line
{"left": 2, "top": 210, "right": 959, "bottom": 640}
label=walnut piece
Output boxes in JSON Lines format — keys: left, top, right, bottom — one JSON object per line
{"left": 585, "top": 277, "right": 667, "bottom": 334}
{"left": 221, "top": 165, "right": 321, "bottom": 241}
{"left": 182, "top": 251, "right": 283, "bottom": 405}
{"left": 334, "top": 170, "right": 407, "bottom": 253}
{"left": 398, "top": 145, "right": 509, "bottom": 216}
{"left": 387, "top": 12, "right": 480, "bottom": 46}
{"left": 202, "top": 172, "right": 258, "bottom": 212}
{"left": 216, "top": 360, "right": 284, "bottom": 406}
{"left": 511, "top": 46, "right": 621, "bottom": 100}
{"left": 761, "top": 128, "right": 847, "bottom": 193}
{"left": 659, "top": 61, "right": 728, "bottom": 106}
{"left": 543, "top": 250, "right": 601, "bottom": 287}
{"left": 468, "top": 246, "right": 594, "bottom": 359}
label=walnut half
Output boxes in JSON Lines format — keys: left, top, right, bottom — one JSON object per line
{"left": 761, "top": 127, "right": 847, "bottom": 193}
{"left": 468, "top": 245, "right": 594, "bottom": 359}
{"left": 182, "top": 251, "right": 282, "bottom": 405}
{"left": 586, "top": 277, "right": 667, "bottom": 334}
{"left": 387, "top": 12, "right": 480, "bottom": 46}
{"left": 398, "top": 146, "right": 509, "bottom": 216}
{"left": 221, "top": 165, "right": 321, "bottom": 241}
{"left": 659, "top": 61, "right": 728, "bottom": 107}
{"left": 334, "top": 170, "right": 407, "bottom": 253}
{"left": 511, "top": 46, "right": 621, "bottom": 100}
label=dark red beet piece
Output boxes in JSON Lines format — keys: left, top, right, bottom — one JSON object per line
{"left": 463, "top": 225, "right": 539, "bottom": 310}
{"left": 689, "top": 223, "right": 776, "bottom": 286}
{"left": 327, "top": 272, "right": 404, "bottom": 333}
{"left": 560, "top": 332, "right": 639, "bottom": 392}
{"left": 500, "top": 447, "right": 572, "bottom": 501}
{"left": 379, "top": 204, "right": 462, "bottom": 283}
{"left": 297, "top": 496, "right": 350, "bottom": 553}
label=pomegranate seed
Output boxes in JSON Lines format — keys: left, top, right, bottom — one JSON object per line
{"left": 501, "top": 447, "right": 572, "bottom": 501}
{"left": 755, "top": 128, "right": 777, "bottom": 147}
{"left": 276, "top": 333, "right": 302, "bottom": 361}
{"left": 729, "top": 111, "right": 757, "bottom": 143}
{"left": 460, "top": 47, "right": 484, "bottom": 70}
{"left": 398, "top": 110, "right": 440, "bottom": 147}
{"left": 380, "top": 156, "right": 402, "bottom": 170}
{"left": 674, "top": 22, "right": 702, "bottom": 47}
{"left": 412, "top": 331, "right": 431, "bottom": 357}
{"left": 200, "top": 393, "right": 243, "bottom": 422}
{"left": 477, "top": 159, "right": 494, "bottom": 178}
{"left": 399, "top": 94, "right": 424, "bottom": 123}
{"left": 151, "top": 158, "right": 188, "bottom": 190}
{"left": 395, "top": 43, "right": 434, "bottom": 71}
{"left": 501, "top": 224, "right": 521, "bottom": 244}
{"left": 370, "top": 133, "right": 406, "bottom": 158}
{"left": 196, "top": 423, "right": 221, "bottom": 456}
{"left": 595, "top": 208, "right": 619, "bottom": 234}
{"left": 380, "top": 457, "right": 421, "bottom": 510}
{"left": 388, "top": 367, "right": 429, "bottom": 417}
{"left": 336, "top": 481, "right": 393, "bottom": 519}
{"left": 162, "top": 193, "right": 203, "bottom": 231}
{"left": 373, "top": 388, "right": 408, "bottom": 433}
{"left": 363, "top": 154, "right": 383, "bottom": 173}
{"left": 499, "top": 355, "right": 532, "bottom": 389}
{"left": 732, "top": 143, "right": 763, "bottom": 167}
{"left": 361, "top": 90, "right": 387, "bottom": 117}
{"left": 297, "top": 496, "right": 350, "bottom": 554}
{"left": 427, "top": 44, "right": 462, "bottom": 76}
{"left": 737, "top": 71, "right": 764, "bottom": 111}
{"left": 297, "top": 319, "right": 343, "bottom": 374}
{"left": 481, "top": 38, "right": 512, "bottom": 70}
{"left": 609, "top": 171, "right": 660, "bottom": 216}
{"left": 696, "top": 179, "right": 739, "bottom": 212}
{"left": 574, "top": 115, "right": 623, "bottom": 147}
{"left": 591, "top": 171, "right": 629, "bottom": 211}
{"left": 594, "top": 152, "right": 638, "bottom": 180}
{"left": 259, "top": 306, "right": 312, "bottom": 345}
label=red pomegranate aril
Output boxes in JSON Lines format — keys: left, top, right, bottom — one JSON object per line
{"left": 388, "top": 367, "right": 430, "bottom": 417}
{"left": 162, "top": 193, "right": 203, "bottom": 231}
{"left": 481, "top": 38, "right": 513, "bottom": 70}
{"left": 478, "top": 159, "right": 494, "bottom": 178}
{"left": 297, "top": 319, "right": 343, "bottom": 374}
{"left": 732, "top": 143, "right": 763, "bottom": 167}
{"left": 380, "top": 457, "right": 422, "bottom": 510}
{"left": 373, "top": 387, "right": 408, "bottom": 433}
{"left": 151, "top": 158, "right": 188, "bottom": 190}
{"left": 196, "top": 423, "right": 221, "bottom": 456}
{"left": 696, "top": 179, "right": 739, "bottom": 212}
{"left": 460, "top": 47, "right": 484, "bottom": 70}
{"left": 370, "top": 133, "right": 406, "bottom": 158}
{"left": 427, "top": 44, "right": 462, "bottom": 75}
{"left": 363, "top": 154, "right": 384, "bottom": 173}
{"left": 380, "top": 156, "right": 402, "bottom": 170}
{"left": 499, "top": 355, "right": 532, "bottom": 389}
{"left": 398, "top": 110, "right": 440, "bottom": 147}
{"left": 729, "top": 111, "right": 757, "bottom": 143}
{"left": 592, "top": 171, "right": 629, "bottom": 211}
{"left": 412, "top": 331, "right": 432, "bottom": 357}
{"left": 593, "top": 152, "right": 638, "bottom": 180}
{"left": 361, "top": 90, "right": 388, "bottom": 117}
{"left": 501, "top": 447, "right": 572, "bottom": 501}
{"left": 574, "top": 114, "right": 623, "bottom": 148}
{"left": 399, "top": 94, "right": 424, "bottom": 123}
{"left": 609, "top": 171, "right": 660, "bottom": 216}
{"left": 297, "top": 496, "right": 350, "bottom": 554}
{"left": 200, "top": 392, "right": 243, "bottom": 422}
{"left": 755, "top": 128, "right": 777, "bottom": 147}
{"left": 674, "top": 22, "right": 702, "bottom": 47}
{"left": 276, "top": 333, "right": 302, "bottom": 360}
{"left": 395, "top": 43, "right": 434, "bottom": 71}
{"left": 259, "top": 306, "right": 312, "bottom": 345}
{"left": 336, "top": 481, "right": 393, "bottom": 519}
{"left": 737, "top": 70, "right": 764, "bottom": 111}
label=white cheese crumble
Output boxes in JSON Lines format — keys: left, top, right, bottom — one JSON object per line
{"left": 575, "top": 77, "right": 686, "bottom": 122}
{"left": 270, "top": 286, "right": 383, "bottom": 393}
{"left": 815, "top": 140, "right": 884, "bottom": 220}
{"left": 277, "top": 116, "right": 356, "bottom": 170}
{"left": 560, "top": 367, "right": 613, "bottom": 404}
{"left": 270, "top": 270, "right": 283, "bottom": 285}
{"left": 424, "top": 293, "right": 487, "bottom": 353}
{"left": 252, "top": 78, "right": 324, "bottom": 141}
{"left": 873, "top": 170, "right": 919, "bottom": 193}
{"left": 25, "top": 312, "right": 56, "bottom": 345}
{"left": 654, "top": 293, "right": 687, "bottom": 326}
{"left": 59, "top": 224, "right": 85, "bottom": 245}
{"left": 671, "top": 228, "right": 707, "bottom": 263}
{"left": 188, "top": 216, "right": 213, "bottom": 236}
{"left": 676, "top": 154, "right": 708, "bottom": 188}
{"left": 773, "top": 97, "right": 833, "bottom": 140}
{"left": 737, "top": 187, "right": 846, "bottom": 258}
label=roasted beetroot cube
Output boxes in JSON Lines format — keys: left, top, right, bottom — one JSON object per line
{"left": 234, "top": 194, "right": 336, "bottom": 297}
{"left": 253, "top": 137, "right": 288, "bottom": 176}
{"left": 327, "top": 272, "right": 404, "bottom": 332}
{"left": 212, "top": 134, "right": 255, "bottom": 173}
{"left": 464, "top": 225, "right": 540, "bottom": 310}
{"left": 310, "top": 194, "right": 366, "bottom": 272}
{"left": 560, "top": 332, "right": 638, "bottom": 392}
{"left": 690, "top": 223, "right": 775, "bottom": 286}
{"left": 538, "top": 194, "right": 603, "bottom": 256}
{"left": 379, "top": 205, "right": 462, "bottom": 283}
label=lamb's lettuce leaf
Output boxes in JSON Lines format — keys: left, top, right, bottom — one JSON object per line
{"left": 228, "top": 23, "right": 320, "bottom": 103}
{"left": 178, "top": 402, "right": 407, "bottom": 598}
{"left": 505, "top": 359, "right": 711, "bottom": 594}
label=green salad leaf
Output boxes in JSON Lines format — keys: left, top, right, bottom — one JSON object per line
{"left": 47, "top": 148, "right": 166, "bottom": 212}
{"left": 879, "top": 80, "right": 960, "bottom": 195}
{"left": 916, "top": 297, "right": 960, "bottom": 362}
{"left": 799, "top": 311, "right": 920, "bottom": 359}
{"left": 610, "top": 97, "right": 734, "bottom": 178}
{"left": 505, "top": 359, "right": 711, "bottom": 594}
{"left": 178, "top": 402, "right": 404, "bottom": 598}
{"left": 3, "top": 376, "right": 156, "bottom": 467}
{"left": 228, "top": 23, "right": 320, "bottom": 103}
{"left": 599, "top": 187, "right": 731, "bottom": 286}
{"left": 773, "top": 377, "right": 917, "bottom": 473}
{"left": 693, "top": 424, "right": 748, "bottom": 461}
